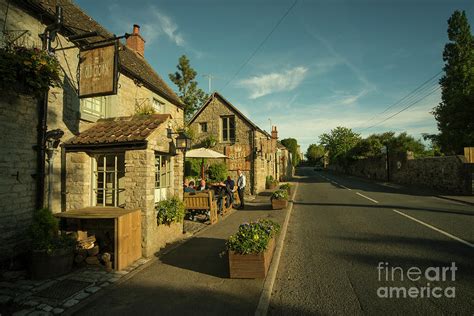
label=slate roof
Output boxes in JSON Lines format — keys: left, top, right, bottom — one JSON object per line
{"left": 65, "top": 114, "right": 170, "bottom": 146}
{"left": 21, "top": 0, "right": 183, "bottom": 107}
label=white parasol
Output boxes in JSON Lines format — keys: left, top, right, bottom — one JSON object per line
{"left": 185, "top": 148, "right": 227, "bottom": 179}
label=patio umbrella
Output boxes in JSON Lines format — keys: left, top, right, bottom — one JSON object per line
{"left": 185, "top": 148, "right": 227, "bottom": 179}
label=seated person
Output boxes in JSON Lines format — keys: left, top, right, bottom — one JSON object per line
{"left": 197, "top": 179, "right": 208, "bottom": 191}
{"left": 224, "top": 176, "right": 236, "bottom": 208}
{"left": 184, "top": 181, "right": 196, "bottom": 193}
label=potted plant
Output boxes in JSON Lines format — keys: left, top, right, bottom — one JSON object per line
{"left": 271, "top": 189, "right": 289, "bottom": 209}
{"left": 279, "top": 183, "right": 292, "bottom": 195}
{"left": 227, "top": 219, "right": 280, "bottom": 278}
{"left": 29, "top": 208, "right": 76, "bottom": 279}
{"left": 156, "top": 196, "right": 185, "bottom": 225}
{"left": 265, "top": 176, "right": 278, "bottom": 190}
{"left": 0, "top": 45, "right": 61, "bottom": 97}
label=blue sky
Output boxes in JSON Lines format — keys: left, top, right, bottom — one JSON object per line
{"left": 76, "top": 0, "right": 474, "bottom": 152}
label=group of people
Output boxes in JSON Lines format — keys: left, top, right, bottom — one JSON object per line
{"left": 183, "top": 169, "right": 247, "bottom": 220}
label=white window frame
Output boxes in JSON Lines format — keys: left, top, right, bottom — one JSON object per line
{"left": 152, "top": 98, "right": 165, "bottom": 113}
{"left": 91, "top": 153, "right": 125, "bottom": 207}
{"left": 155, "top": 155, "right": 172, "bottom": 189}
{"left": 81, "top": 97, "right": 106, "bottom": 118}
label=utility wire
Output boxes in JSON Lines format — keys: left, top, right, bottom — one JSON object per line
{"left": 357, "top": 70, "right": 442, "bottom": 130}
{"left": 220, "top": 0, "right": 298, "bottom": 91}
{"left": 358, "top": 85, "right": 441, "bottom": 132}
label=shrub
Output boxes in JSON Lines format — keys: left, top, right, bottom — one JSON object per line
{"left": 28, "top": 208, "right": 76, "bottom": 253}
{"left": 185, "top": 158, "right": 205, "bottom": 178}
{"left": 156, "top": 196, "right": 185, "bottom": 225}
{"left": 271, "top": 189, "right": 288, "bottom": 201}
{"left": 208, "top": 162, "right": 227, "bottom": 182}
{"left": 226, "top": 219, "right": 280, "bottom": 255}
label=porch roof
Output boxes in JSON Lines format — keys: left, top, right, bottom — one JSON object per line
{"left": 64, "top": 114, "right": 170, "bottom": 147}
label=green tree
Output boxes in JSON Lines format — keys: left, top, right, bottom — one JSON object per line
{"left": 281, "top": 138, "right": 300, "bottom": 166}
{"left": 305, "top": 144, "right": 325, "bottom": 164}
{"left": 319, "top": 127, "right": 361, "bottom": 162}
{"left": 433, "top": 10, "right": 474, "bottom": 154}
{"left": 169, "top": 55, "right": 209, "bottom": 122}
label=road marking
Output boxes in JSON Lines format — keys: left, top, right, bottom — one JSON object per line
{"left": 393, "top": 209, "right": 474, "bottom": 249}
{"left": 432, "top": 196, "right": 466, "bottom": 206}
{"left": 339, "top": 184, "right": 352, "bottom": 191}
{"left": 356, "top": 192, "right": 379, "bottom": 204}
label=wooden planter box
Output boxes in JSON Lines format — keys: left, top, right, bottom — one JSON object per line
{"left": 229, "top": 238, "right": 275, "bottom": 279}
{"left": 271, "top": 199, "right": 288, "bottom": 210}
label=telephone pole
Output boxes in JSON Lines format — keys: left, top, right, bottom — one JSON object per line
{"left": 203, "top": 74, "right": 214, "bottom": 93}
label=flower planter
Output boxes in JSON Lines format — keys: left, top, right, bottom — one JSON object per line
{"left": 271, "top": 199, "right": 288, "bottom": 210}
{"left": 30, "top": 248, "right": 74, "bottom": 280}
{"left": 229, "top": 237, "right": 275, "bottom": 279}
{"left": 266, "top": 183, "right": 277, "bottom": 190}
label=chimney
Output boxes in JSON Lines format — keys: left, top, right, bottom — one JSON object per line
{"left": 271, "top": 126, "right": 278, "bottom": 139}
{"left": 126, "top": 24, "right": 145, "bottom": 57}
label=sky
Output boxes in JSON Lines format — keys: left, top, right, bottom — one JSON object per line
{"left": 75, "top": 0, "right": 474, "bottom": 153}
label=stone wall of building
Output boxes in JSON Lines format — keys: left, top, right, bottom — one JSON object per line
{"left": 65, "top": 152, "right": 92, "bottom": 211}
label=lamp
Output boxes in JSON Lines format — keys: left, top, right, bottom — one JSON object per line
{"left": 176, "top": 131, "right": 191, "bottom": 151}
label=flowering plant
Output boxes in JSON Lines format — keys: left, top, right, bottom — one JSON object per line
{"left": 0, "top": 45, "right": 62, "bottom": 97}
{"left": 279, "top": 183, "right": 292, "bottom": 192}
{"left": 271, "top": 189, "right": 288, "bottom": 201}
{"left": 226, "top": 219, "right": 280, "bottom": 254}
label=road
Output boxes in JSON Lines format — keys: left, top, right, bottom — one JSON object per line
{"left": 269, "top": 167, "right": 474, "bottom": 315}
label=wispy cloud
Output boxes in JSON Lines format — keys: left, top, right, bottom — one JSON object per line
{"left": 238, "top": 67, "right": 308, "bottom": 99}
{"left": 148, "top": 7, "right": 185, "bottom": 47}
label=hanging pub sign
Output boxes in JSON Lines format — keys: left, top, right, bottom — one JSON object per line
{"left": 78, "top": 42, "right": 118, "bottom": 98}
{"left": 225, "top": 144, "right": 251, "bottom": 171}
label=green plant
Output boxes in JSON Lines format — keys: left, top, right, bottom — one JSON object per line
{"left": 135, "top": 102, "right": 156, "bottom": 115}
{"left": 271, "top": 189, "right": 288, "bottom": 201}
{"left": 208, "top": 162, "right": 227, "bottom": 182}
{"left": 279, "top": 183, "right": 292, "bottom": 192}
{"left": 265, "top": 175, "right": 274, "bottom": 186}
{"left": 0, "top": 46, "right": 61, "bottom": 97}
{"left": 185, "top": 158, "right": 206, "bottom": 178}
{"left": 28, "top": 208, "right": 76, "bottom": 253}
{"left": 226, "top": 219, "right": 280, "bottom": 255}
{"left": 156, "top": 196, "right": 185, "bottom": 225}
{"left": 204, "top": 134, "right": 217, "bottom": 148}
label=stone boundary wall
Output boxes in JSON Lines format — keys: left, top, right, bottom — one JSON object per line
{"left": 330, "top": 153, "right": 470, "bottom": 194}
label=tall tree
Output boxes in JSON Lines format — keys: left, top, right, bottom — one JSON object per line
{"left": 433, "top": 10, "right": 474, "bottom": 154}
{"left": 281, "top": 138, "right": 300, "bottom": 166}
{"left": 169, "top": 55, "right": 208, "bottom": 122}
{"left": 319, "top": 127, "right": 361, "bottom": 162}
{"left": 305, "top": 144, "right": 325, "bottom": 163}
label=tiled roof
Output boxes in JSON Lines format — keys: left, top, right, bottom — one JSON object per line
{"left": 23, "top": 0, "right": 183, "bottom": 106}
{"left": 65, "top": 114, "right": 170, "bottom": 146}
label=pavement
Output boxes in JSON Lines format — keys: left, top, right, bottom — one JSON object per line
{"left": 70, "top": 189, "right": 291, "bottom": 316}
{"left": 269, "top": 167, "right": 474, "bottom": 315}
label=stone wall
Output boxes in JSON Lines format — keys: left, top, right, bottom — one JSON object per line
{"left": 331, "top": 152, "right": 470, "bottom": 194}
{"left": 65, "top": 152, "right": 91, "bottom": 211}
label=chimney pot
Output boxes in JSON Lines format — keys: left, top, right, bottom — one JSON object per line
{"left": 133, "top": 24, "right": 140, "bottom": 35}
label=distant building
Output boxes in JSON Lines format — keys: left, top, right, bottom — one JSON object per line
{"left": 188, "top": 92, "right": 292, "bottom": 194}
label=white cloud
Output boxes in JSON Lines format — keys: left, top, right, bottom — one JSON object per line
{"left": 238, "top": 67, "right": 308, "bottom": 99}
{"left": 149, "top": 8, "right": 185, "bottom": 47}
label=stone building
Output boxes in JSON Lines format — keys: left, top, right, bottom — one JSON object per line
{"left": 0, "top": 0, "right": 185, "bottom": 261}
{"left": 188, "top": 92, "right": 292, "bottom": 194}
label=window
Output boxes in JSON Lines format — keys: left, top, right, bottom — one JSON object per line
{"left": 81, "top": 97, "right": 106, "bottom": 118}
{"left": 155, "top": 155, "right": 172, "bottom": 189}
{"left": 199, "top": 122, "right": 208, "bottom": 133}
{"left": 92, "top": 154, "right": 125, "bottom": 207}
{"left": 221, "top": 116, "right": 235, "bottom": 142}
{"left": 152, "top": 98, "right": 165, "bottom": 113}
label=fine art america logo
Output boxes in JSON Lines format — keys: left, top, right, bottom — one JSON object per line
{"left": 377, "top": 262, "right": 457, "bottom": 298}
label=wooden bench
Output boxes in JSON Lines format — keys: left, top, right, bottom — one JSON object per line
{"left": 184, "top": 191, "right": 218, "bottom": 225}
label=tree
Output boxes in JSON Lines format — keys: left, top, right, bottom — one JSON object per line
{"left": 305, "top": 144, "right": 325, "bottom": 164}
{"left": 169, "top": 55, "right": 209, "bottom": 122}
{"left": 319, "top": 127, "right": 361, "bottom": 162}
{"left": 281, "top": 138, "right": 300, "bottom": 166}
{"left": 433, "top": 10, "right": 474, "bottom": 154}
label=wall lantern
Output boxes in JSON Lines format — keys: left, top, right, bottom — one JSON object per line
{"left": 167, "top": 128, "right": 191, "bottom": 152}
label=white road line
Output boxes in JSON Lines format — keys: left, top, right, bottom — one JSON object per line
{"left": 432, "top": 196, "right": 466, "bottom": 206}
{"left": 356, "top": 192, "right": 379, "bottom": 204}
{"left": 392, "top": 209, "right": 474, "bottom": 249}
{"left": 339, "top": 184, "right": 352, "bottom": 191}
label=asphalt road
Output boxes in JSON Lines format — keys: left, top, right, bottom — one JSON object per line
{"left": 269, "top": 167, "right": 474, "bottom": 315}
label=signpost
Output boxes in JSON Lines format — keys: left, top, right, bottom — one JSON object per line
{"left": 78, "top": 42, "right": 118, "bottom": 98}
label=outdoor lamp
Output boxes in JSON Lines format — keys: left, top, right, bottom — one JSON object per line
{"left": 175, "top": 131, "right": 191, "bottom": 151}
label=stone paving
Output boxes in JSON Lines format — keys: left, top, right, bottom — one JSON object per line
{"left": 0, "top": 257, "right": 151, "bottom": 315}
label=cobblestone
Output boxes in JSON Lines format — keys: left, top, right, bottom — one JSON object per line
{"left": 63, "top": 299, "right": 79, "bottom": 308}
{"left": 84, "top": 286, "right": 101, "bottom": 294}
{"left": 52, "top": 308, "right": 64, "bottom": 314}
{"left": 73, "top": 291, "right": 90, "bottom": 300}
{"left": 0, "top": 294, "right": 13, "bottom": 304}
{"left": 12, "top": 308, "right": 35, "bottom": 316}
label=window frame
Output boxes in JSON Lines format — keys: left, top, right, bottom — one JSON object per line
{"left": 155, "top": 155, "right": 172, "bottom": 189}
{"left": 152, "top": 98, "right": 165, "bottom": 113}
{"left": 221, "top": 116, "right": 235, "bottom": 143}
{"left": 91, "top": 153, "right": 125, "bottom": 207}
{"left": 199, "top": 122, "right": 208, "bottom": 133}
{"left": 81, "top": 96, "right": 107, "bottom": 120}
